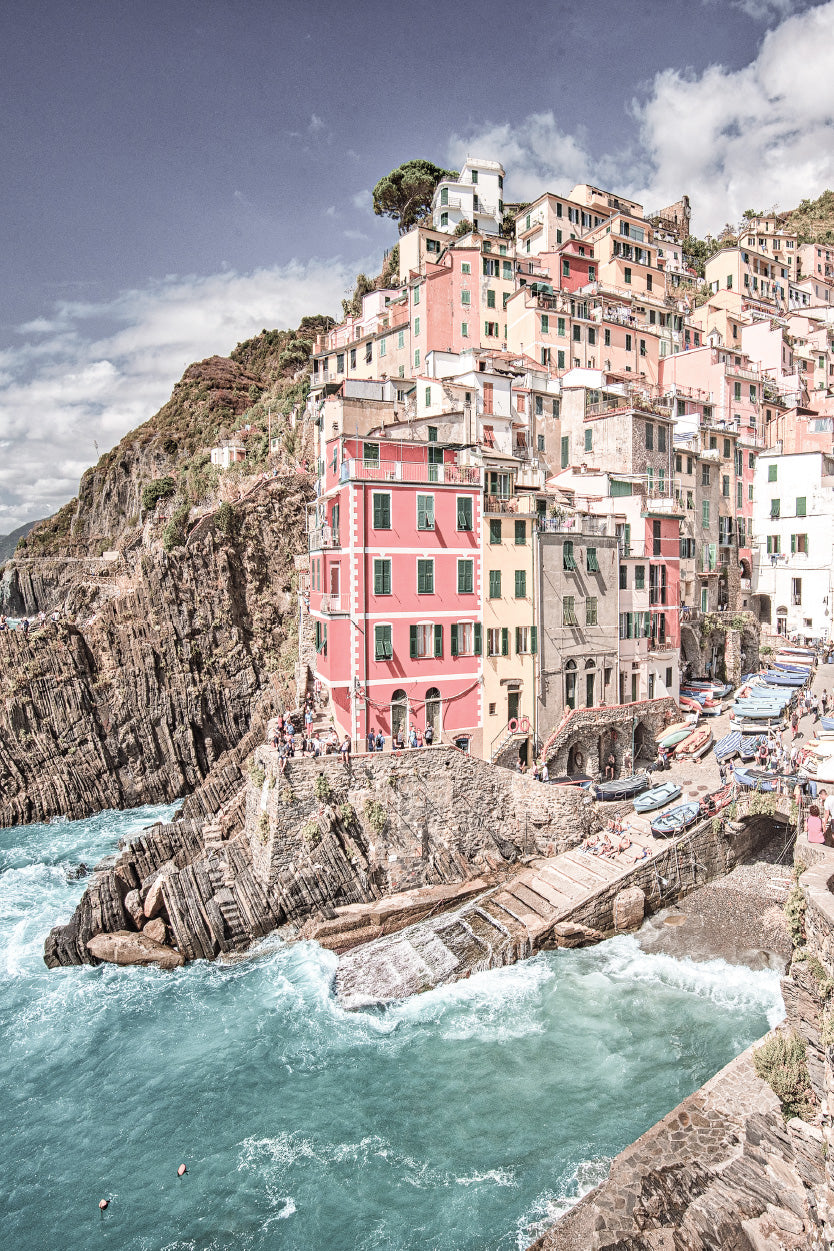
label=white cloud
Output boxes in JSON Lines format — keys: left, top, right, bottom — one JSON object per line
{"left": 309, "top": 113, "right": 325, "bottom": 133}
{"left": 447, "top": 1, "right": 834, "bottom": 234}
{"left": 724, "top": 0, "right": 799, "bottom": 19}
{"left": 0, "top": 260, "right": 353, "bottom": 532}
{"left": 351, "top": 189, "right": 370, "bottom": 210}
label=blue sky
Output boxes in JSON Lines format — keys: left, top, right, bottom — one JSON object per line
{"left": 1, "top": 0, "right": 832, "bottom": 530}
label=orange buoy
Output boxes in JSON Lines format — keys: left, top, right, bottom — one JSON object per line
{"left": 177, "top": 1164, "right": 187, "bottom": 1177}
{"left": 99, "top": 1200, "right": 108, "bottom": 1210}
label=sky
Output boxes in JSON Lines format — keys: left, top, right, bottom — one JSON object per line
{"left": 1, "top": 0, "right": 833, "bottom": 531}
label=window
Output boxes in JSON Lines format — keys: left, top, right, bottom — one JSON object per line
{"left": 461, "top": 322, "right": 468, "bottom": 337}
{"left": 586, "top": 596, "right": 598, "bottom": 626}
{"left": 515, "top": 520, "right": 526, "bottom": 545}
{"left": 461, "top": 289, "right": 471, "bottom": 306}
{"left": 645, "top": 422, "right": 653, "bottom": 450}
{"left": 702, "top": 500, "right": 710, "bottom": 528}
{"left": 604, "top": 327, "right": 611, "bottom": 346}
{"left": 563, "top": 540, "right": 576, "bottom": 571}
{"left": 563, "top": 595, "right": 578, "bottom": 626}
{"left": 417, "top": 494, "right": 435, "bottom": 530}
{"left": 573, "top": 325, "right": 581, "bottom": 342}
{"left": 363, "top": 442, "right": 380, "bottom": 467}
{"left": 489, "top": 518, "right": 502, "bottom": 545}
{"left": 440, "top": 187, "right": 448, "bottom": 207}
{"left": 724, "top": 438, "right": 731, "bottom": 459}
{"left": 457, "top": 560, "right": 474, "bottom": 594}
{"left": 561, "top": 435, "right": 569, "bottom": 468}
{"left": 541, "top": 314, "right": 549, "bottom": 334}
{"left": 450, "top": 622, "right": 480, "bottom": 656}
{"left": 374, "top": 624, "right": 393, "bottom": 661}
{"left": 487, "top": 289, "right": 496, "bottom": 309}
{"left": 410, "top": 623, "right": 435, "bottom": 658}
{"left": 440, "top": 212, "right": 448, "bottom": 227}
{"left": 634, "top": 565, "right": 645, "bottom": 590}
{"left": 584, "top": 427, "right": 593, "bottom": 453}
{"left": 484, "top": 321, "right": 500, "bottom": 337}
{"left": 658, "top": 425, "right": 666, "bottom": 453}
{"left": 766, "top": 535, "right": 781, "bottom": 555}
{"left": 557, "top": 349, "right": 565, "bottom": 368}
{"left": 771, "top": 499, "right": 780, "bottom": 518}
{"left": 515, "top": 626, "right": 534, "bottom": 654}
{"left": 792, "top": 577, "right": 802, "bottom": 606}
{"left": 427, "top": 426, "right": 438, "bottom": 443}
{"left": 619, "top": 564, "right": 627, "bottom": 590}
{"left": 461, "top": 262, "right": 470, "bottom": 274}
{"left": 417, "top": 559, "right": 434, "bottom": 594}
{"left": 734, "top": 381, "right": 742, "bottom": 401}
{"left": 372, "top": 493, "right": 391, "bottom": 529}
{"left": 502, "top": 260, "right": 512, "bottom": 280}
{"left": 489, "top": 570, "right": 502, "bottom": 598}
{"left": 768, "top": 463, "right": 777, "bottom": 482}
{"left": 487, "top": 628, "right": 501, "bottom": 657}
{"left": 336, "top": 352, "right": 345, "bottom": 372}
{"left": 515, "top": 569, "right": 527, "bottom": 598}
{"left": 791, "top": 533, "right": 809, "bottom": 555}
{"left": 457, "top": 496, "right": 473, "bottom": 530}
{"left": 373, "top": 558, "right": 391, "bottom": 595}
{"left": 557, "top": 316, "right": 566, "bottom": 336}
{"left": 722, "top": 475, "right": 730, "bottom": 497}
{"left": 413, "top": 286, "right": 420, "bottom": 305}
{"left": 624, "top": 267, "right": 632, "bottom": 284}
{"left": 702, "top": 464, "right": 710, "bottom": 486}
{"left": 424, "top": 385, "right": 431, "bottom": 407}
{"left": 314, "top": 619, "right": 327, "bottom": 655}
{"left": 350, "top": 347, "right": 357, "bottom": 368}
{"left": 796, "top": 496, "right": 806, "bottom": 517}
{"left": 586, "top": 547, "right": 599, "bottom": 572}
{"left": 639, "top": 338, "right": 647, "bottom": 357}
{"left": 414, "top": 349, "right": 420, "bottom": 368}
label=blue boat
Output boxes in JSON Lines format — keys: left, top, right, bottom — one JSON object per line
{"left": 714, "top": 731, "right": 742, "bottom": 762}
{"left": 594, "top": 773, "right": 650, "bottom": 801}
{"left": 650, "top": 801, "right": 701, "bottom": 838}
{"left": 772, "top": 662, "right": 810, "bottom": 674}
{"left": 762, "top": 671, "right": 807, "bottom": 687}
{"left": 822, "top": 717, "right": 834, "bottom": 732}
{"left": 633, "top": 780, "right": 683, "bottom": 813}
{"left": 732, "top": 767, "right": 779, "bottom": 792}
{"left": 739, "top": 735, "right": 766, "bottom": 761}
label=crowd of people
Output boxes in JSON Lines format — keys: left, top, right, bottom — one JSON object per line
{"left": 366, "top": 721, "right": 435, "bottom": 752}
{"left": 0, "top": 610, "right": 62, "bottom": 634}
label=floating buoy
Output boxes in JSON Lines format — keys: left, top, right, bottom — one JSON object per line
{"left": 99, "top": 1200, "right": 108, "bottom": 1210}
{"left": 177, "top": 1164, "right": 187, "bottom": 1177}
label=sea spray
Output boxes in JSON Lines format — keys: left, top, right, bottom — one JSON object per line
{"left": 1, "top": 807, "right": 784, "bottom": 1251}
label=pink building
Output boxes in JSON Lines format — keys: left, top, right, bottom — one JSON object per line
{"left": 308, "top": 435, "right": 484, "bottom": 752}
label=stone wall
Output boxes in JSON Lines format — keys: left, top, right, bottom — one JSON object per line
{"left": 540, "top": 695, "right": 678, "bottom": 776}
{"left": 252, "top": 744, "right": 597, "bottom": 891}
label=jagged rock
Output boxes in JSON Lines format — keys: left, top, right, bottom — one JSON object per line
{"left": 86, "top": 931, "right": 184, "bottom": 969}
{"left": 613, "top": 886, "right": 645, "bottom": 932}
{"left": 143, "top": 862, "right": 177, "bottom": 917}
{"left": 123, "top": 889, "right": 144, "bottom": 928}
{"left": 143, "top": 918, "right": 167, "bottom": 944}
{"left": 551, "top": 921, "right": 604, "bottom": 948}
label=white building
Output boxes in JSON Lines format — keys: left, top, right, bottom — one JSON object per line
{"left": 432, "top": 158, "right": 505, "bottom": 237}
{"left": 751, "top": 450, "right": 834, "bottom": 642}
{"left": 210, "top": 440, "right": 246, "bottom": 468}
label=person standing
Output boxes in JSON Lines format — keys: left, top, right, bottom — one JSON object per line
{"left": 367, "top": 727, "right": 376, "bottom": 753}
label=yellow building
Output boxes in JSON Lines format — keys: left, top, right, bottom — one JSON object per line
{"left": 481, "top": 496, "right": 540, "bottom": 764}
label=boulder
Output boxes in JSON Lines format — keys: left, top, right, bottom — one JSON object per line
{"left": 87, "top": 931, "right": 184, "bottom": 970}
{"left": 613, "top": 886, "right": 646, "bottom": 932}
{"left": 551, "top": 921, "right": 604, "bottom": 948}
{"left": 143, "top": 917, "right": 167, "bottom": 945}
{"left": 143, "top": 862, "right": 176, "bottom": 918}
{"left": 123, "top": 889, "right": 144, "bottom": 929}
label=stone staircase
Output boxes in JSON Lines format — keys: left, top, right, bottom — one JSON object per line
{"left": 335, "top": 841, "right": 646, "bottom": 1009}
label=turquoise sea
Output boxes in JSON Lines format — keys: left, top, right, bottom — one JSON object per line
{"left": 1, "top": 804, "right": 784, "bottom": 1250}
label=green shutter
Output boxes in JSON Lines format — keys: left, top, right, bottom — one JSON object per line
{"left": 797, "top": 497, "right": 806, "bottom": 517}
{"left": 474, "top": 623, "right": 482, "bottom": 655}
{"left": 530, "top": 625, "right": 537, "bottom": 654}
{"left": 450, "top": 624, "right": 458, "bottom": 656}
{"left": 791, "top": 533, "right": 796, "bottom": 554}
{"left": 434, "top": 624, "right": 443, "bottom": 657}
{"left": 515, "top": 569, "right": 526, "bottom": 598}
{"left": 410, "top": 625, "right": 418, "bottom": 658}
{"left": 501, "top": 627, "right": 509, "bottom": 656}
{"left": 489, "top": 570, "right": 501, "bottom": 598}
{"left": 514, "top": 520, "right": 526, "bottom": 545}
{"left": 561, "top": 435, "right": 569, "bottom": 468}
{"left": 490, "top": 518, "right": 502, "bottom": 544}
{"left": 515, "top": 627, "right": 522, "bottom": 654}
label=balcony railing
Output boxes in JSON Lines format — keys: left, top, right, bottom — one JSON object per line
{"left": 320, "top": 594, "right": 349, "bottom": 615}
{"left": 537, "top": 516, "right": 611, "bottom": 536}
{"left": 308, "top": 526, "right": 341, "bottom": 551}
{"left": 341, "top": 459, "right": 481, "bottom": 486}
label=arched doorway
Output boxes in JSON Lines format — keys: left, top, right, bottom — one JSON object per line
{"left": 584, "top": 658, "right": 596, "bottom": 708}
{"left": 567, "top": 739, "right": 587, "bottom": 775}
{"left": 391, "top": 689, "right": 407, "bottom": 741}
{"left": 776, "top": 606, "right": 788, "bottom": 636}
{"left": 754, "top": 594, "right": 772, "bottom": 626}
{"left": 565, "top": 659, "right": 577, "bottom": 710}
{"left": 425, "top": 687, "right": 441, "bottom": 738}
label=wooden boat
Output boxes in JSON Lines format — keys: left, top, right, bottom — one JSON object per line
{"left": 761, "top": 670, "right": 807, "bottom": 687}
{"left": 594, "top": 773, "right": 650, "bottom": 801}
{"left": 633, "top": 781, "right": 682, "bottom": 813}
{"left": 699, "top": 701, "right": 723, "bottom": 718}
{"left": 700, "top": 782, "right": 734, "bottom": 815}
{"left": 658, "top": 726, "right": 695, "bottom": 748}
{"left": 713, "top": 731, "right": 742, "bottom": 763}
{"left": 684, "top": 680, "right": 733, "bottom": 698}
{"left": 674, "top": 727, "right": 713, "bottom": 759}
{"left": 650, "top": 801, "right": 701, "bottom": 838}
{"left": 679, "top": 696, "right": 702, "bottom": 714}
{"left": 548, "top": 774, "right": 594, "bottom": 788}
{"left": 821, "top": 717, "right": 834, "bottom": 732}
{"left": 732, "top": 767, "right": 779, "bottom": 792}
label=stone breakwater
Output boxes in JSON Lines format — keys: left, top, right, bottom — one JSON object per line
{"left": 44, "top": 746, "right": 598, "bottom": 969}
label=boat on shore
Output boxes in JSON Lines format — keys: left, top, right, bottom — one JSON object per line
{"left": 650, "top": 801, "right": 701, "bottom": 838}
{"left": 713, "top": 731, "right": 742, "bottom": 763}
{"left": 594, "top": 774, "right": 649, "bottom": 801}
{"left": 674, "top": 727, "right": 713, "bottom": 760}
{"left": 633, "top": 780, "right": 682, "bottom": 813}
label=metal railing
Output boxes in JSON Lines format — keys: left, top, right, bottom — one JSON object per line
{"left": 308, "top": 526, "right": 341, "bottom": 551}
{"left": 341, "top": 459, "right": 481, "bottom": 486}
{"left": 319, "top": 594, "right": 349, "bottom": 615}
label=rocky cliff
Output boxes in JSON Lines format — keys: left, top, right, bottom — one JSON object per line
{"left": 0, "top": 474, "right": 309, "bottom": 827}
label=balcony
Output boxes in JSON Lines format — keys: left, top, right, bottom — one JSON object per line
{"left": 320, "top": 594, "right": 349, "bottom": 615}
{"left": 537, "top": 516, "right": 612, "bottom": 537}
{"left": 340, "top": 458, "right": 482, "bottom": 486}
{"left": 308, "top": 526, "right": 341, "bottom": 551}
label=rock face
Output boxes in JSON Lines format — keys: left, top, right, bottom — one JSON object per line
{"left": 87, "top": 931, "right": 184, "bottom": 970}
{"left": 612, "top": 885, "right": 645, "bottom": 931}
{"left": 0, "top": 474, "right": 308, "bottom": 827}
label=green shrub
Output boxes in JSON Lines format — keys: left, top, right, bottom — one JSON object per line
{"left": 215, "top": 501, "right": 236, "bottom": 538}
{"left": 280, "top": 785, "right": 294, "bottom": 806}
{"left": 364, "top": 798, "right": 387, "bottom": 834}
{"left": 314, "top": 774, "right": 332, "bottom": 803}
{"left": 141, "top": 477, "right": 176, "bottom": 511}
{"left": 753, "top": 1030, "right": 814, "bottom": 1120}
{"left": 785, "top": 884, "right": 807, "bottom": 948}
{"left": 162, "top": 504, "right": 189, "bottom": 552}
{"left": 338, "top": 802, "right": 355, "bottom": 826}
{"left": 257, "top": 812, "right": 270, "bottom": 843}
{"left": 247, "top": 759, "right": 266, "bottom": 788}
{"left": 301, "top": 819, "right": 320, "bottom": 845}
